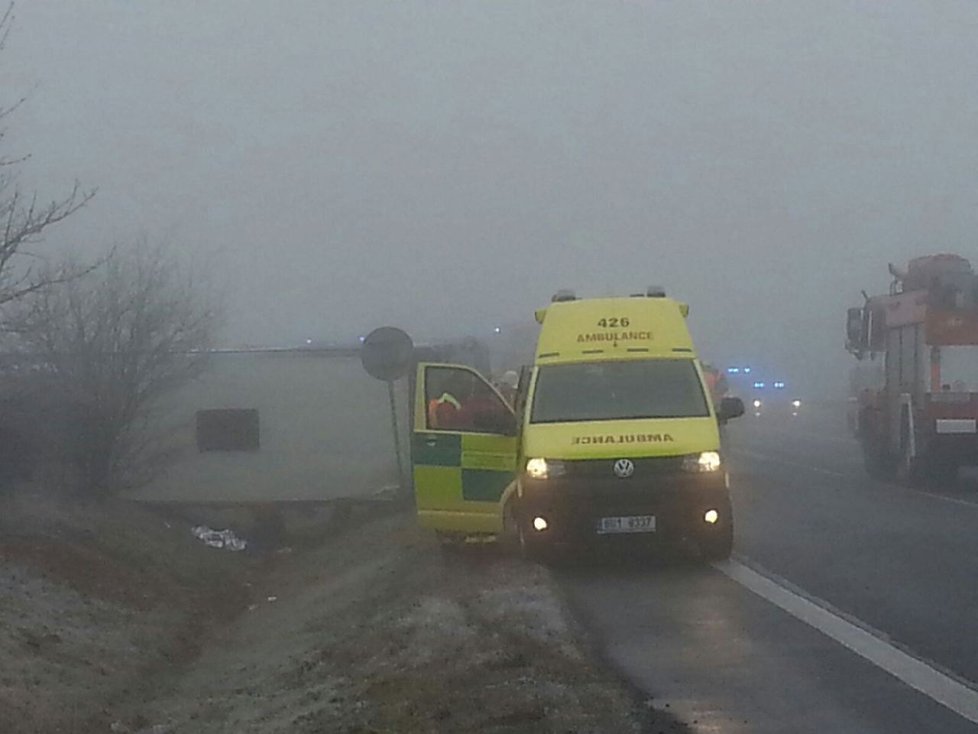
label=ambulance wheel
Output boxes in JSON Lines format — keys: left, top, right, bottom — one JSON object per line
{"left": 505, "top": 501, "right": 555, "bottom": 563}
{"left": 517, "top": 518, "right": 552, "bottom": 564}
{"left": 500, "top": 502, "right": 521, "bottom": 555}
{"left": 517, "top": 521, "right": 534, "bottom": 560}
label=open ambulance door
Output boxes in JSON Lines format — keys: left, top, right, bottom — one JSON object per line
{"left": 412, "top": 363, "right": 518, "bottom": 535}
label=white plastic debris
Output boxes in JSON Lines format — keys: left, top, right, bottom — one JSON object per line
{"left": 191, "top": 525, "right": 248, "bottom": 551}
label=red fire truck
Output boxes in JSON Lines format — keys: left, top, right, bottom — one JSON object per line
{"left": 847, "top": 254, "right": 978, "bottom": 485}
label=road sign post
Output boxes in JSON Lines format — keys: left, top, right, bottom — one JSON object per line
{"left": 360, "top": 327, "right": 414, "bottom": 496}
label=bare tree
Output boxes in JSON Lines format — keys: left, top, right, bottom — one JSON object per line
{"left": 0, "top": 3, "right": 95, "bottom": 307}
{"left": 5, "top": 244, "right": 218, "bottom": 496}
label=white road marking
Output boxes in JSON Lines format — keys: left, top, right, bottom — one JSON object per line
{"left": 715, "top": 559, "right": 978, "bottom": 725}
{"left": 907, "top": 490, "right": 978, "bottom": 509}
{"left": 745, "top": 429, "right": 859, "bottom": 448}
{"left": 729, "top": 448, "right": 851, "bottom": 478}
{"left": 730, "top": 448, "right": 978, "bottom": 509}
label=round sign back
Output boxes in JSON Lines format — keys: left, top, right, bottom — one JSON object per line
{"left": 360, "top": 327, "right": 414, "bottom": 381}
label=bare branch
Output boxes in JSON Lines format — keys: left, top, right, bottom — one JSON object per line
{"left": 0, "top": 5, "right": 95, "bottom": 309}
{"left": 5, "top": 243, "right": 217, "bottom": 495}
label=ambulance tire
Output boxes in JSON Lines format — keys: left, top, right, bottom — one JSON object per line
{"left": 516, "top": 515, "right": 554, "bottom": 564}
{"left": 517, "top": 522, "right": 542, "bottom": 562}
{"left": 500, "top": 502, "right": 522, "bottom": 555}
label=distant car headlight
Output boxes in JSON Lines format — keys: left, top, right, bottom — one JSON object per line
{"left": 525, "top": 458, "right": 565, "bottom": 479}
{"left": 792, "top": 399, "right": 802, "bottom": 408}
{"left": 752, "top": 399, "right": 762, "bottom": 409}
{"left": 682, "top": 451, "right": 722, "bottom": 473}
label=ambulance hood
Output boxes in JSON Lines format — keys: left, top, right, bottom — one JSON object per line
{"left": 522, "top": 416, "right": 719, "bottom": 460}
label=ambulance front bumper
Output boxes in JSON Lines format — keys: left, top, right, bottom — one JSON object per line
{"left": 518, "top": 462, "right": 731, "bottom": 548}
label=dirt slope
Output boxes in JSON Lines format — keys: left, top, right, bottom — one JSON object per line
{"left": 1, "top": 493, "right": 686, "bottom": 733}
{"left": 126, "top": 513, "right": 655, "bottom": 733}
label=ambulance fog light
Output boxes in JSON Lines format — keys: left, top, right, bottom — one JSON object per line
{"left": 532, "top": 516, "right": 549, "bottom": 532}
{"left": 683, "top": 451, "right": 722, "bottom": 473}
{"left": 525, "top": 458, "right": 565, "bottom": 480}
{"left": 704, "top": 509, "right": 720, "bottom": 525}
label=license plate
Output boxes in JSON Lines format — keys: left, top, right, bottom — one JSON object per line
{"left": 596, "top": 515, "right": 656, "bottom": 535}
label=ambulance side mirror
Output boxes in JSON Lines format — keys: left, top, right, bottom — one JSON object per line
{"left": 718, "top": 397, "right": 745, "bottom": 422}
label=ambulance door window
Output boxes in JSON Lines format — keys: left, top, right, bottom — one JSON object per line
{"left": 425, "top": 366, "right": 515, "bottom": 434}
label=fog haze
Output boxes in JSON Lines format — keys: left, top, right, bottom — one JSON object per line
{"left": 5, "top": 1, "right": 978, "bottom": 395}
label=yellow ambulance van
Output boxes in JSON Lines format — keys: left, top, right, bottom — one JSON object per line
{"left": 410, "top": 289, "right": 745, "bottom": 560}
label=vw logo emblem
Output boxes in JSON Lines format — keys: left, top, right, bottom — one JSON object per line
{"left": 613, "top": 459, "right": 635, "bottom": 479}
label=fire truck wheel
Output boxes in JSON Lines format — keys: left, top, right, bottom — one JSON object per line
{"left": 861, "top": 439, "right": 895, "bottom": 480}
{"left": 897, "top": 450, "right": 923, "bottom": 487}
{"left": 920, "top": 458, "right": 958, "bottom": 488}
{"left": 896, "top": 446, "right": 951, "bottom": 488}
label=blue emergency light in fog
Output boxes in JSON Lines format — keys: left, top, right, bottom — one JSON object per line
{"left": 727, "top": 367, "right": 740, "bottom": 374}
{"left": 774, "top": 381, "right": 786, "bottom": 389}
{"left": 753, "top": 381, "right": 766, "bottom": 389}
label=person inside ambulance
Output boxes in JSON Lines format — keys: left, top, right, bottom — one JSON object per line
{"left": 427, "top": 370, "right": 511, "bottom": 432}
{"left": 494, "top": 370, "right": 519, "bottom": 406}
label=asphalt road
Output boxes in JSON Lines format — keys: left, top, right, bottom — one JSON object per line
{"left": 558, "top": 403, "right": 978, "bottom": 733}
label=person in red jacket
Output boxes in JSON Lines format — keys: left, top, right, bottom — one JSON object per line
{"left": 428, "top": 372, "right": 509, "bottom": 432}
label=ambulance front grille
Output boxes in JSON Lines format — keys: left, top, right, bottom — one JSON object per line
{"left": 560, "top": 456, "right": 684, "bottom": 478}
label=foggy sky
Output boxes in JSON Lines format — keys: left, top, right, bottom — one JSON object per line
{"left": 4, "top": 1, "right": 978, "bottom": 395}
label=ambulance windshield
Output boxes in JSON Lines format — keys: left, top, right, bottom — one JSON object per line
{"left": 530, "top": 359, "right": 710, "bottom": 423}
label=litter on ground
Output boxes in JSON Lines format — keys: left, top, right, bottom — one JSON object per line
{"left": 191, "top": 525, "right": 248, "bottom": 552}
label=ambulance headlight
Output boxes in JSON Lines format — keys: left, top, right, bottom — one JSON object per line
{"left": 525, "top": 458, "right": 565, "bottom": 480}
{"left": 792, "top": 399, "right": 802, "bottom": 408}
{"left": 683, "top": 451, "right": 722, "bottom": 473}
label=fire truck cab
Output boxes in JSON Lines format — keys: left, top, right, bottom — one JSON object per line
{"left": 847, "top": 254, "right": 978, "bottom": 484}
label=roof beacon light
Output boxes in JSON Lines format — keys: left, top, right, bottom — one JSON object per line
{"left": 552, "top": 289, "right": 577, "bottom": 303}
